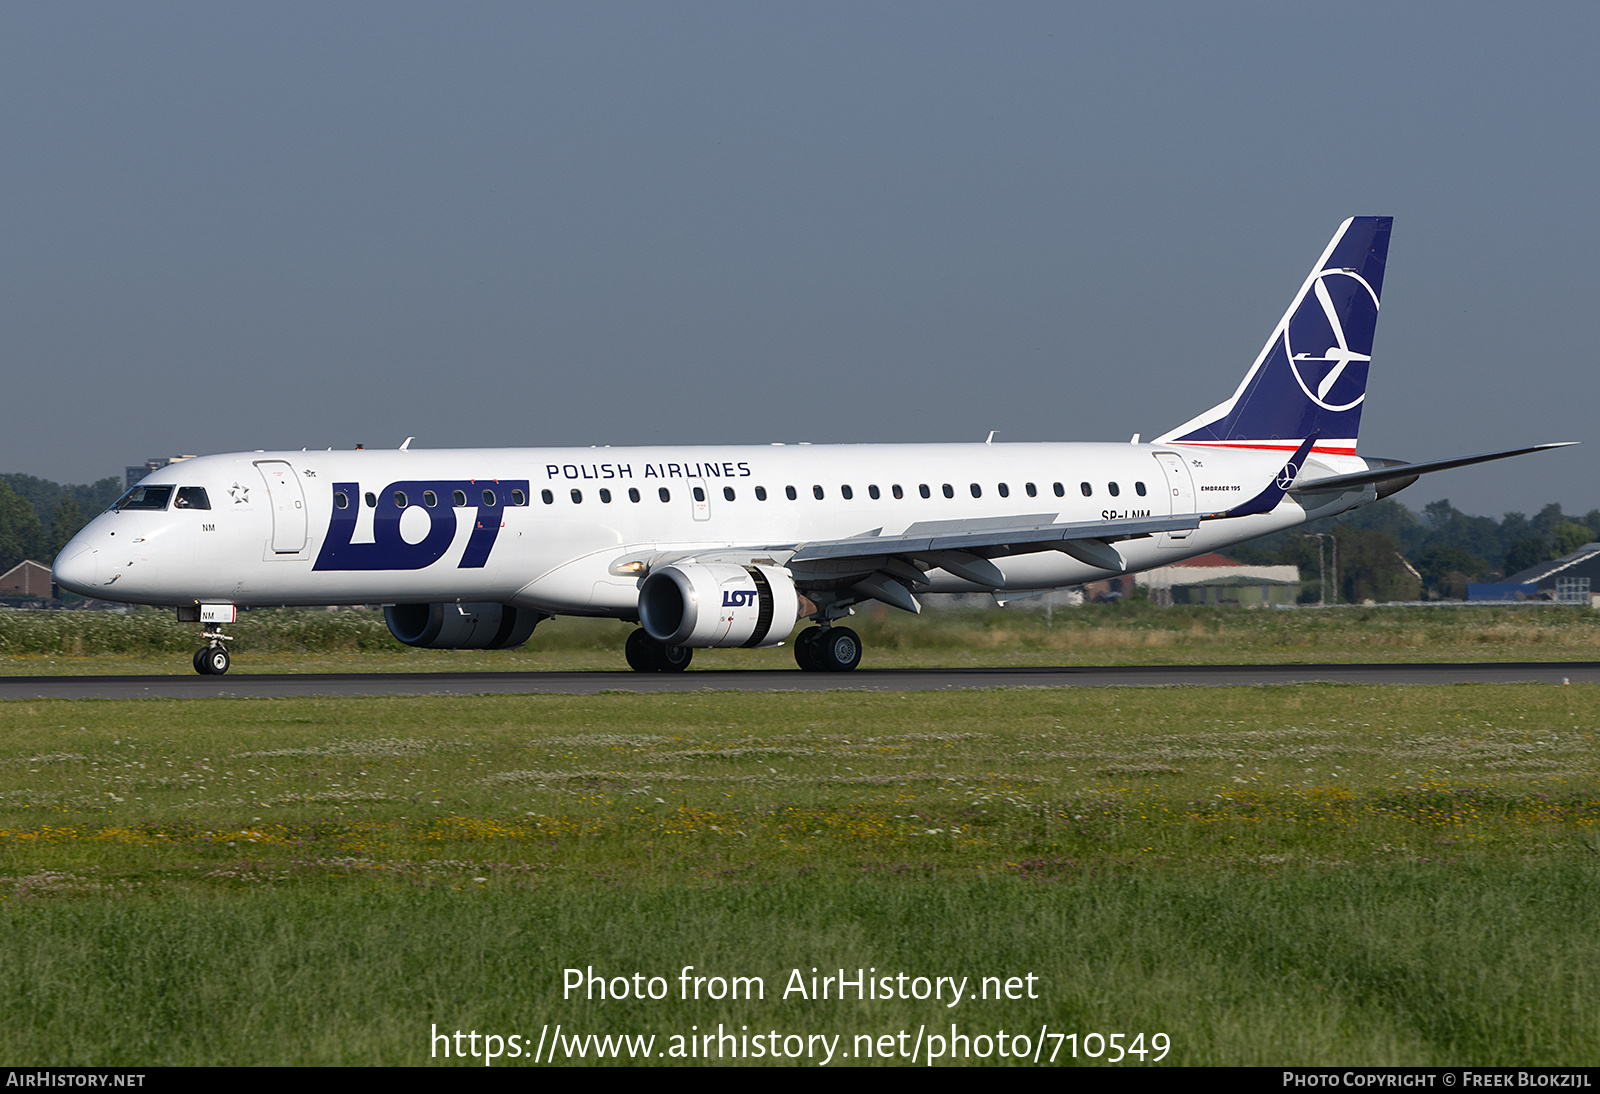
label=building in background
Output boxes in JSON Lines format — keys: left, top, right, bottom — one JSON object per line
{"left": 1137, "top": 553, "right": 1303, "bottom": 607}
{"left": 1471, "top": 542, "right": 1600, "bottom": 604}
{"left": 0, "top": 559, "right": 53, "bottom": 598}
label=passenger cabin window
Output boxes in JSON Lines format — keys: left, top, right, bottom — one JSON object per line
{"left": 365, "top": 492, "right": 377, "bottom": 508}
{"left": 841, "top": 485, "right": 853, "bottom": 500}
{"left": 333, "top": 491, "right": 349, "bottom": 509}
{"left": 892, "top": 485, "right": 904, "bottom": 499}
{"left": 813, "top": 485, "right": 825, "bottom": 500}
{"left": 1053, "top": 483, "right": 1065, "bottom": 497}
{"left": 599, "top": 488, "right": 612, "bottom": 503}
{"left": 112, "top": 485, "right": 173, "bottom": 511}
{"left": 919, "top": 484, "right": 931, "bottom": 498}
{"left": 692, "top": 486, "right": 706, "bottom": 502}
{"left": 628, "top": 488, "right": 641, "bottom": 503}
{"left": 942, "top": 484, "right": 954, "bottom": 499}
{"left": 969, "top": 483, "right": 982, "bottom": 498}
{"left": 453, "top": 490, "right": 467, "bottom": 507}
{"left": 482, "top": 489, "right": 497, "bottom": 506}
{"left": 174, "top": 487, "right": 210, "bottom": 510}
{"left": 393, "top": 491, "right": 409, "bottom": 508}
{"left": 755, "top": 486, "right": 768, "bottom": 501}
{"left": 1135, "top": 481, "right": 1147, "bottom": 496}
{"left": 570, "top": 489, "right": 582, "bottom": 504}
{"left": 658, "top": 488, "right": 671, "bottom": 502}
{"left": 1080, "top": 482, "right": 1092, "bottom": 497}
{"left": 1026, "top": 482, "right": 1037, "bottom": 497}
{"left": 723, "top": 486, "right": 735, "bottom": 501}
{"left": 423, "top": 490, "right": 438, "bottom": 507}
{"left": 511, "top": 489, "right": 526, "bottom": 506}
{"left": 868, "top": 485, "right": 880, "bottom": 499}
{"left": 1108, "top": 482, "right": 1120, "bottom": 497}
{"left": 785, "top": 486, "right": 797, "bottom": 500}
{"left": 997, "top": 483, "right": 1009, "bottom": 498}
{"left": 541, "top": 490, "right": 554, "bottom": 504}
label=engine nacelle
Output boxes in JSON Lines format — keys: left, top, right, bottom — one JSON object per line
{"left": 638, "top": 563, "right": 799, "bottom": 648}
{"left": 384, "top": 603, "right": 545, "bottom": 650}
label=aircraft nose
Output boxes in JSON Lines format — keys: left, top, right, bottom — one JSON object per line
{"left": 53, "top": 546, "right": 98, "bottom": 595}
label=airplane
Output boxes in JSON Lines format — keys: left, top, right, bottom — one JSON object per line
{"left": 52, "top": 216, "right": 1574, "bottom": 675}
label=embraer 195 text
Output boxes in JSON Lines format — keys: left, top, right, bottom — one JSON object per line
{"left": 53, "top": 218, "right": 1574, "bottom": 674}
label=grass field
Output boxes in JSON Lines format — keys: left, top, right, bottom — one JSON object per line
{"left": 4, "top": 602, "right": 1600, "bottom": 675}
{"left": 1, "top": 684, "right": 1596, "bottom": 1065}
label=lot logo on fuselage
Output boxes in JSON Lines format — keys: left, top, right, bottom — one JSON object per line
{"left": 313, "top": 480, "right": 529, "bottom": 571}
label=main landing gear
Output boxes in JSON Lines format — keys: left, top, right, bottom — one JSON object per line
{"left": 625, "top": 628, "right": 693, "bottom": 673}
{"left": 193, "top": 624, "right": 231, "bottom": 676}
{"left": 620, "top": 625, "right": 862, "bottom": 673}
{"left": 793, "top": 626, "right": 862, "bottom": 672}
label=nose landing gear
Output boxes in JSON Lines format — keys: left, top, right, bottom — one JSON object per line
{"left": 178, "top": 605, "right": 238, "bottom": 676}
{"left": 193, "top": 623, "right": 232, "bottom": 675}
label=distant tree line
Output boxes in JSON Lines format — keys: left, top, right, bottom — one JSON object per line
{"left": 1230, "top": 499, "right": 1600, "bottom": 602}
{"left": 0, "top": 474, "right": 123, "bottom": 574}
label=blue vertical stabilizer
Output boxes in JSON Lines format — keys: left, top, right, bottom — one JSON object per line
{"left": 1156, "top": 217, "right": 1392, "bottom": 455}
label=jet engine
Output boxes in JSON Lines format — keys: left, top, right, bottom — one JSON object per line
{"left": 638, "top": 563, "right": 799, "bottom": 648}
{"left": 383, "top": 603, "right": 546, "bottom": 650}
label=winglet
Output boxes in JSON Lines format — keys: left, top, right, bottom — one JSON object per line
{"left": 1220, "top": 433, "right": 1320, "bottom": 518}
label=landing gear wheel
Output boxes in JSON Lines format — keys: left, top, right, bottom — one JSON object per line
{"left": 200, "top": 646, "right": 230, "bottom": 676}
{"left": 625, "top": 629, "right": 694, "bottom": 673}
{"left": 814, "top": 626, "right": 862, "bottom": 672}
{"left": 625, "top": 629, "right": 659, "bottom": 672}
{"left": 794, "top": 627, "right": 826, "bottom": 672}
{"left": 193, "top": 648, "right": 211, "bottom": 675}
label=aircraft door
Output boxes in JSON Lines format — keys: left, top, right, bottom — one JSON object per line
{"left": 1152, "top": 451, "right": 1197, "bottom": 547}
{"left": 689, "top": 478, "right": 711, "bottom": 521}
{"left": 255, "top": 460, "right": 308, "bottom": 554}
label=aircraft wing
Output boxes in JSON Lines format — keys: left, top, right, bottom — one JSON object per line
{"left": 790, "top": 513, "right": 1199, "bottom": 563}
{"left": 774, "top": 512, "right": 1201, "bottom": 600}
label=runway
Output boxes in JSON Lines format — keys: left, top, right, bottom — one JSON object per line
{"left": 1, "top": 661, "right": 1597, "bottom": 700}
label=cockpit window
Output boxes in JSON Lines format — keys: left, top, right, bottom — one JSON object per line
{"left": 174, "top": 487, "right": 211, "bottom": 510}
{"left": 111, "top": 485, "right": 173, "bottom": 511}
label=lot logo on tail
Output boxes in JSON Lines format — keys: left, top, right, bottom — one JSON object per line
{"left": 1286, "top": 269, "right": 1379, "bottom": 413}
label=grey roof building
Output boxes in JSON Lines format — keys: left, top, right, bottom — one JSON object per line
{"left": 1501, "top": 542, "right": 1600, "bottom": 603}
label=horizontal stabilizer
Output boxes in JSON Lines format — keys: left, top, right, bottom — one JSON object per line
{"left": 1287, "top": 442, "right": 1577, "bottom": 495}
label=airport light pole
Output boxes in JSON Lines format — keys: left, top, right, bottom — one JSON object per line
{"left": 1304, "top": 533, "right": 1339, "bottom": 606}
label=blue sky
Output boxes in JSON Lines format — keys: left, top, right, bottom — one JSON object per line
{"left": 3, "top": 3, "right": 1594, "bottom": 518}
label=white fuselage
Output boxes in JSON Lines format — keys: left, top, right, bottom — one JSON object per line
{"left": 53, "top": 441, "right": 1372, "bottom": 620}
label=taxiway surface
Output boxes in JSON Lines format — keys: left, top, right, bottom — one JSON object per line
{"left": 2, "top": 662, "right": 1597, "bottom": 700}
